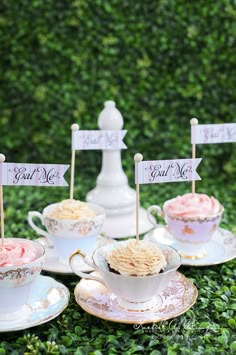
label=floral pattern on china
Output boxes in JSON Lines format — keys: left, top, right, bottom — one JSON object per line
{"left": 0, "top": 265, "right": 43, "bottom": 281}
{"left": 45, "top": 218, "right": 101, "bottom": 236}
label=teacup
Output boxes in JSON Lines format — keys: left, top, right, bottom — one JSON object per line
{"left": 69, "top": 240, "right": 181, "bottom": 311}
{"left": 0, "top": 238, "right": 45, "bottom": 321}
{"left": 147, "top": 197, "right": 224, "bottom": 259}
{"left": 28, "top": 201, "right": 106, "bottom": 266}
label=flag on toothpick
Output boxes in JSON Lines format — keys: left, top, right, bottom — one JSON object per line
{"left": 0, "top": 155, "right": 69, "bottom": 243}
{"left": 72, "top": 130, "right": 127, "bottom": 150}
{"left": 69, "top": 124, "right": 127, "bottom": 199}
{"left": 135, "top": 158, "right": 202, "bottom": 185}
{"left": 0, "top": 163, "right": 69, "bottom": 186}
{"left": 191, "top": 123, "right": 236, "bottom": 144}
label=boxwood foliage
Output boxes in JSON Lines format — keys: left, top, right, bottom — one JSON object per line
{"left": 0, "top": 0, "right": 236, "bottom": 182}
{"left": 0, "top": 1, "right": 236, "bottom": 354}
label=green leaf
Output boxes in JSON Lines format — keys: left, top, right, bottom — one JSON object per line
{"left": 228, "top": 318, "right": 236, "bottom": 329}
{"left": 61, "top": 336, "right": 73, "bottom": 347}
{"left": 230, "top": 342, "right": 236, "bottom": 353}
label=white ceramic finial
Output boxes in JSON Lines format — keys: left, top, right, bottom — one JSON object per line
{"left": 0, "top": 154, "right": 6, "bottom": 163}
{"left": 71, "top": 123, "right": 79, "bottom": 131}
{"left": 105, "top": 101, "right": 116, "bottom": 108}
{"left": 98, "top": 101, "right": 124, "bottom": 130}
{"left": 86, "top": 102, "right": 154, "bottom": 238}
{"left": 190, "top": 118, "right": 199, "bottom": 126}
{"left": 134, "top": 153, "right": 143, "bottom": 162}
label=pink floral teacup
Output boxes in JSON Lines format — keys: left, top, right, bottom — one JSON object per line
{"left": 147, "top": 193, "right": 224, "bottom": 259}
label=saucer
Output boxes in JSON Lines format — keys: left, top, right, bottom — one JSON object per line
{"left": 0, "top": 275, "right": 69, "bottom": 332}
{"left": 74, "top": 271, "right": 198, "bottom": 324}
{"left": 36, "top": 235, "right": 115, "bottom": 274}
{"left": 144, "top": 226, "right": 236, "bottom": 266}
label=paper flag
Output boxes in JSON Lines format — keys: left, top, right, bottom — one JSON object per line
{"left": 135, "top": 158, "right": 202, "bottom": 184}
{"left": 191, "top": 123, "right": 236, "bottom": 144}
{"left": 0, "top": 163, "right": 69, "bottom": 186}
{"left": 72, "top": 130, "right": 127, "bottom": 150}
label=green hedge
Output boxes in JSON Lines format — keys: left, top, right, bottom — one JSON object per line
{"left": 1, "top": 0, "right": 236, "bottom": 183}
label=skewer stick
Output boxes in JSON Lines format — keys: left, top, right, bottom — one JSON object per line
{"left": 190, "top": 118, "right": 199, "bottom": 194}
{"left": 0, "top": 154, "right": 6, "bottom": 246}
{"left": 70, "top": 124, "right": 79, "bottom": 200}
{"left": 134, "top": 153, "right": 143, "bottom": 242}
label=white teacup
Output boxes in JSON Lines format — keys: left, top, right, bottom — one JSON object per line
{"left": 28, "top": 202, "right": 106, "bottom": 266}
{"left": 147, "top": 200, "right": 224, "bottom": 259}
{"left": 0, "top": 238, "right": 45, "bottom": 321}
{"left": 70, "top": 240, "right": 181, "bottom": 311}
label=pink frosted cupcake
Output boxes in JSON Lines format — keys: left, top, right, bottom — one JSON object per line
{"left": 0, "top": 238, "right": 37, "bottom": 267}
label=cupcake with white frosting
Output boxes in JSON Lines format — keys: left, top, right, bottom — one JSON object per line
{"left": 106, "top": 239, "right": 167, "bottom": 277}
{"left": 48, "top": 199, "right": 96, "bottom": 220}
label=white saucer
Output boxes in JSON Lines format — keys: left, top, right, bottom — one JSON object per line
{"left": 74, "top": 271, "right": 198, "bottom": 324}
{"left": 144, "top": 226, "right": 236, "bottom": 266}
{"left": 0, "top": 275, "right": 69, "bottom": 332}
{"left": 36, "top": 235, "right": 115, "bottom": 274}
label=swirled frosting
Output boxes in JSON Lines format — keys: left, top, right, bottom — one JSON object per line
{"left": 107, "top": 240, "right": 167, "bottom": 276}
{"left": 164, "top": 193, "right": 222, "bottom": 218}
{"left": 48, "top": 199, "right": 96, "bottom": 220}
{"left": 0, "top": 239, "right": 36, "bottom": 267}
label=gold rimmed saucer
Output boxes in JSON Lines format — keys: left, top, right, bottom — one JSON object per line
{"left": 74, "top": 272, "right": 198, "bottom": 324}
{"left": 144, "top": 227, "right": 236, "bottom": 266}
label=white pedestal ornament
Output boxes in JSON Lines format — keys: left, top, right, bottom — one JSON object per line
{"left": 86, "top": 100, "right": 154, "bottom": 238}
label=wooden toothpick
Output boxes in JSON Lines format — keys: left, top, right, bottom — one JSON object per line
{"left": 190, "top": 118, "right": 199, "bottom": 194}
{"left": 70, "top": 123, "right": 79, "bottom": 200}
{"left": 134, "top": 153, "right": 143, "bottom": 242}
{"left": 0, "top": 153, "right": 6, "bottom": 246}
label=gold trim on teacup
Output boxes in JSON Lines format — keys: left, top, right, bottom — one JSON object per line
{"left": 166, "top": 206, "right": 224, "bottom": 222}
{"left": 69, "top": 249, "right": 86, "bottom": 265}
{"left": 45, "top": 217, "right": 100, "bottom": 235}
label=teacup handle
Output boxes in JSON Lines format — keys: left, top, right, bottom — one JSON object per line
{"left": 147, "top": 205, "right": 164, "bottom": 227}
{"left": 28, "top": 211, "right": 52, "bottom": 243}
{"left": 69, "top": 250, "right": 106, "bottom": 286}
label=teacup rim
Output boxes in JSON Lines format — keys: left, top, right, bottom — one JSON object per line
{"left": 92, "top": 240, "right": 181, "bottom": 279}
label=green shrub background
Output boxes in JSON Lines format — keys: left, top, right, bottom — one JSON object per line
{"left": 1, "top": 0, "right": 236, "bottom": 228}
{"left": 1, "top": 0, "right": 236, "bottom": 179}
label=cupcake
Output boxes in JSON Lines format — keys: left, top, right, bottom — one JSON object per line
{"left": 0, "top": 239, "right": 37, "bottom": 267}
{"left": 106, "top": 239, "right": 167, "bottom": 276}
{"left": 164, "top": 193, "right": 222, "bottom": 219}
{"left": 47, "top": 199, "right": 96, "bottom": 220}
